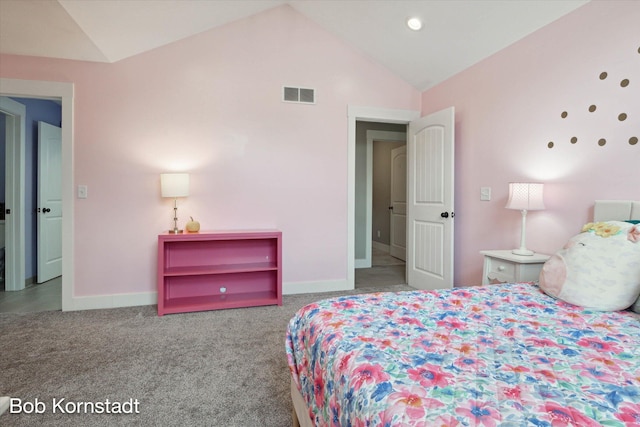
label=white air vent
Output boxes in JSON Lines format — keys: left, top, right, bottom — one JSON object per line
{"left": 283, "top": 86, "right": 315, "bottom": 104}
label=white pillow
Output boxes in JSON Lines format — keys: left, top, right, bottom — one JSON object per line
{"left": 539, "top": 221, "right": 640, "bottom": 311}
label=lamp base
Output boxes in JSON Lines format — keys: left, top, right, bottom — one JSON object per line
{"left": 169, "top": 229, "right": 184, "bottom": 234}
{"left": 512, "top": 248, "right": 534, "bottom": 256}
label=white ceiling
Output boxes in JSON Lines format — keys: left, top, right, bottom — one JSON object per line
{"left": 0, "top": 0, "right": 590, "bottom": 90}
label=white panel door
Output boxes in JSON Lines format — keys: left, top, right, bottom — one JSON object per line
{"left": 37, "top": 121, "right": 62, "bottom": 283}
{"left": 389, "top": 145, "right": 406, "bottom": 261}
{"left": 407, "top": 107, "right": 454, "bottom": 290}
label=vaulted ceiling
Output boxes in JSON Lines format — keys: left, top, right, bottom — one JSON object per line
{"left": 0, "top": 0, "right": 589, "bottom": 90}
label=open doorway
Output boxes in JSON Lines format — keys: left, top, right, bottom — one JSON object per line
{"left": 0, "top": 97, "right": 62, "bottom": 312}
{"left": 348, "top": 106, "right": 454, "bottom": 292}
{"left": 0, "top": 78, "right": 73, "bottom": 313}
{"left": 354, "top": 121, "right": 407, "bottom": 288}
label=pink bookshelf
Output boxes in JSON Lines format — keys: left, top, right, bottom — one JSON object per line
{"left": 157, "top": 230, "right": 282, "bottom": 316}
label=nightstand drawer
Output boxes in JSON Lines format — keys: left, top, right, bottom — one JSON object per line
{"left": 480, "top": 250, "right": 550, "bottom": 285}
{"left": 487, "top": 260, "right": 517, "bottom": 283}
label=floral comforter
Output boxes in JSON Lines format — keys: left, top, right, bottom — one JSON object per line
{"left": 286, "top": 283, "right": 640, "bottom": 426}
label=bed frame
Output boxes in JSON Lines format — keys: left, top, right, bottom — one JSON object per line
{"left": 291, "top": 379, "right": 311, "bottom": 427}
{"left": 290, "top": 199, "right": 640, "bottom": 427}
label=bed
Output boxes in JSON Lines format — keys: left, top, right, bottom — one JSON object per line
{"left": 286, "top": 200, "right": 640, "bottom": 427}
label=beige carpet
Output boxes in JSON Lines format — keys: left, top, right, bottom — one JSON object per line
{"left": 0, "top": 284, "right": 413, "bottom": 426}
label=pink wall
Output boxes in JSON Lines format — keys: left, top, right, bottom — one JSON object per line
{"left": 2, "top": 2, "right": 637, "bottom": 299}
{"left": 0, "top": 5, "right": 419, "bottom": 297}
{"left": 422, "top": 1, "right": 640, "bottom": 286}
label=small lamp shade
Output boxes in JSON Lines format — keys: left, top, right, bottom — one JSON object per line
{"left": 161, "top": 173, "right": 189, "bottom": 198}
{"left": 505, "top": 183, "right": 544, "bottom": 211}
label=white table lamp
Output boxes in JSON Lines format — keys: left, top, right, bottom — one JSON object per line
{"left": 161, "top": 173, "right": 189, "bottom": 234}
{"left": 505, "top": 182, "right": 544, "bottom": 256}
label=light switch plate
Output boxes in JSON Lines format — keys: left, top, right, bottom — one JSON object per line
{"left": 78, "top": 185, "right": 88, "bottom": 199}
{"left": 480, "top": 187, "right": 491, "bottom": 201}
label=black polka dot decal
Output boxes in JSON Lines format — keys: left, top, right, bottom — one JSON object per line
{"left": 630, "top": 137, "right": 638, "bottom": 146}
{"left": 621, "top": 79, "right": 630, "bottom": 87}
{"left": 548, "top": 141, "right": 554, "bottom": 149}
{"left": 618, "top": 113, "right": 627, "bottom": 121}
{"left": 571, "top": 137, "right": 578, "bottom": 144}
{"left": 598, "top": 138, "right": 607, "bottom": 146}
{"left": 589, "top": 105, "right": 597, "bottom": 112}
{"left": 599, "top": 72, "right": 608, "bottom": 80}
{"left": 561, "top": 111, "right": 568, "bottom": 118}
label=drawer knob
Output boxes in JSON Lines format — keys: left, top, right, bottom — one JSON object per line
{"left": 498, "top": 265, "right": 505, "bottom": 271}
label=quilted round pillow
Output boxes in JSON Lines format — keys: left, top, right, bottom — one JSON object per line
{"left": 539, "top": 221, "right": 640, "bottom": 311}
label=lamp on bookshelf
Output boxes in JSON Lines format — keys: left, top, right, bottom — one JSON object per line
{"left": 505, "top": 182, "right": 545, "bottom": 256}
{"left": 160, "top": 173, "right": 189, "bottom": 234}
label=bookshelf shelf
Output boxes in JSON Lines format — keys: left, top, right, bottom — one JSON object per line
{"left": 157, "top": 230, "right": 282, "bottom": 316}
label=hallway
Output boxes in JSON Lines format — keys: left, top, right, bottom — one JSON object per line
{"left": 0, "top": 277, "right": 61, "bottom": 313}
{"left": 355, "top": 247, "right": 406, "bottom": 288}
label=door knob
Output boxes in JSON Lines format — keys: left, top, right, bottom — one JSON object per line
{"left": 42, "top": 207, "right": 51, "bottom": 213}
{"left": 440, "top": 212, "right": 449, "bottom": 218}
{"left": 388, "top": 206, "right": 393, "bottom": 210}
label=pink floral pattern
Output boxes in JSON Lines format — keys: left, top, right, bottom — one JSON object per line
{"left": 286, "top": 283, "right": 640, "bottom": 426}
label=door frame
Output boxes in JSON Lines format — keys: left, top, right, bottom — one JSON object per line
{"left": 355, "top": 130, "right": 406, "bottom": 269}
{"left": 348, "top": 106, "right": 419, "bottom": 288}
{"left": 0, "top": 78, "right": 74, "bottom": 310}
{"left": 0, "top": 96, "right": 26, "bottom": 291}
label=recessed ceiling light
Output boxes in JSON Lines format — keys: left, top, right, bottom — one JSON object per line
{"left": 407, "top": 17, "right": 423, "bottom": 31}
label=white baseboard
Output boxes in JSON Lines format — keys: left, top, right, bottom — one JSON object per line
{"left": 283, "top": 279, "right": 352, "bottom": 295}
{"left": 0, "top": 396, "right": 10, "bottom": 415}
{"left": 66, "top": 292, "right": 156, "bottom": 312}
{"left": 63, "top": 279, "right": 354, "bottom": 311}
{"left": 354, "top": 258, "right": 371, "bottom": 269}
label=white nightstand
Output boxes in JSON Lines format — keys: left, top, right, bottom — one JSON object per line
{"left": 480, "top": 250, "right": 550, "bottom": 285}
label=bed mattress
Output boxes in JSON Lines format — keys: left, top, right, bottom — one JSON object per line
{"left": 286, "top": 283, "right": 640, "bottom": 426}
